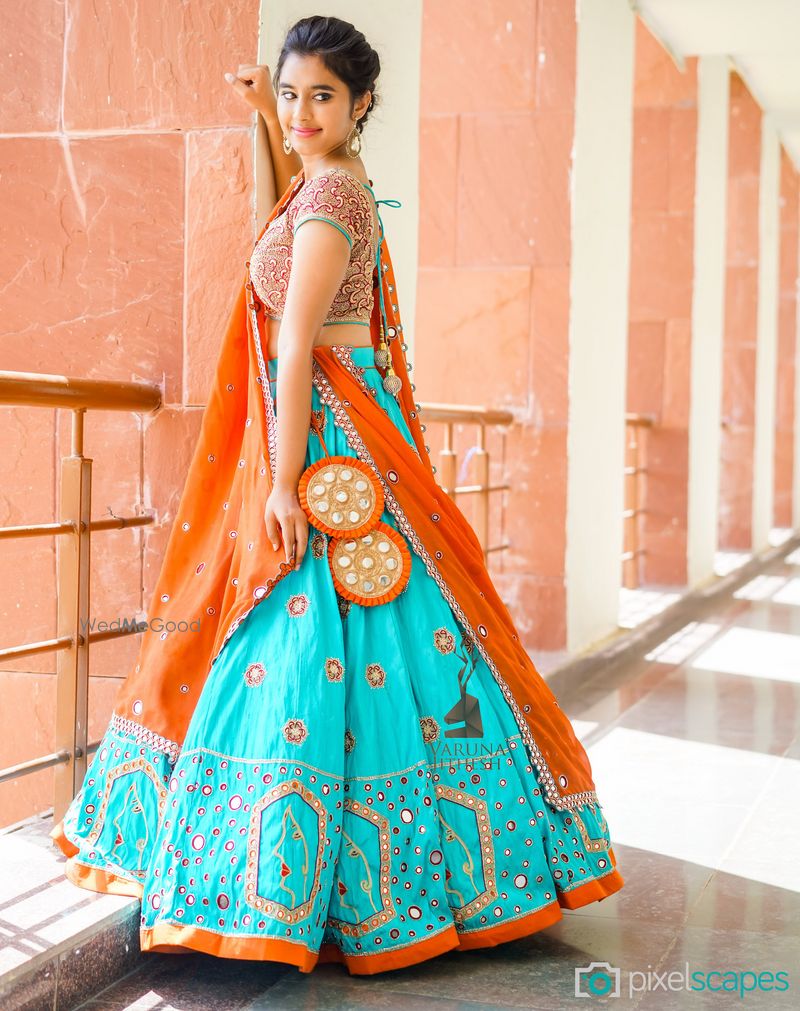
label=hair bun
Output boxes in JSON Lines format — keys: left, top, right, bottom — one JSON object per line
{"left": 273, "top": 16, "right": 382, "bottom": 134}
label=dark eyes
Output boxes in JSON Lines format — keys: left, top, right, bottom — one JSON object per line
{"left": 280, "top": 92, "right": 330, "bottom": 101}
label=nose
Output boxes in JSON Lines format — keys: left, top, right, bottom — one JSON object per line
{"left": 294, "top": 94, "right": 315, "bottom": 117}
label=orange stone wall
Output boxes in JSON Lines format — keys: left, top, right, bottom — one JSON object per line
{"left": 417, "top": 0, "right": 577, "bottom": 651}
{"left": 0, "top": 0, "right": 259, "bottom": 826}
{"left": 627, "top": 21, "right": 698, "bottom": 586}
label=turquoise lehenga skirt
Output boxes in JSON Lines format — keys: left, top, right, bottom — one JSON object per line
{"left": 59, "top": 346, "right": 619, "bottom": 974}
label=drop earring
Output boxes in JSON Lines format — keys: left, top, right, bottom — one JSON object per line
{"left": 283, "top": 133, "right": 292, "bottom": 154}
{"left": 346, "top": 120, "right": 362, "bottom": 158}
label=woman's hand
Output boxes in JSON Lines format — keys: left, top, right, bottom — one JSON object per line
{"left": 224, "top": 64, "right": 277, "bottom": 120}
{"left": 264, "top": 483, "right": 308, "bottom": 568}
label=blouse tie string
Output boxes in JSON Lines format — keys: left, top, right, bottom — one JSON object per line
{"left": 368, "top": 192, "right": 403, "bottom": 396}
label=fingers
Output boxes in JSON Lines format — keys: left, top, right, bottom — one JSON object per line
{"left": 293, "top": 516, "right": 309, "bottom": 569}
{"left": 225, "top": 67, "right": 275, "bottom": 117}
{"left": 282, "top": 523, "right": 296, "bottom": 565}
{"left": 223, "top": 71, "right": 259, "bottom": 107}
{"left": 231, "top": 66, "right": 267, "bottom": 87}
{"left": 264, "top": 508, "right": 280, "bottom": 552}
{"left": 264, "top": 497, "right": 307, "bottom": 568}
{"left": 226, "top": 76, "right": 253, "bottom": 101}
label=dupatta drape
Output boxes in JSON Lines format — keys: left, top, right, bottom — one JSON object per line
{"left": 102, "top": 169, "right": 601, "bottom": 823}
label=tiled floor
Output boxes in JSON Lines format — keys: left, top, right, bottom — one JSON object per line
{"left": 17, "top": 549, "right": 800, "bottom": 1009}
{"left": 0, "top": 818, "right": 136, "bottom": 973}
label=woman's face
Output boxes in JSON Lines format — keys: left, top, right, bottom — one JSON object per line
{"left": 277, "top": 52, "right": 369, "bottom": 157}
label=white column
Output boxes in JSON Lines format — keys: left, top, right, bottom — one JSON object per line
{"left": 752, "top": 114, "right": 781, "bottom": 549}
{"left": 687, "top": 56, "right": 730, "bottom": 586}
{"left": 566, "top": 0, "right": 636, "bottom": 652}
{"left": 257, "top": 1, "right": 422, "bottom": 347}
{"left": 794, "top": 221, "right": 800, "bottom": 531}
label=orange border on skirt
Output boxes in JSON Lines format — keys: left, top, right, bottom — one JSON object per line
{"left": 51, "top": 821, "right": 624, "bottom": 976}
{"left": 50, "top": 819, "right": 145, "bottom": 899}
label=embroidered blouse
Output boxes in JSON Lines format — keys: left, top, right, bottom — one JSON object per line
{"left": 249, "top": 167, "right": 378, "bottom": 327}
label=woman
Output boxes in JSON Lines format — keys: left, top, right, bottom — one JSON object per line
{"left": 50, "top": 15, "right": 624, "bottom": 976}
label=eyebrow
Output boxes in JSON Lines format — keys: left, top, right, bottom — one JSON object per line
{"left": 278, "top": 82, "right": 337, "bottom": 91}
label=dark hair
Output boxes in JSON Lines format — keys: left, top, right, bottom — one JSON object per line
{"left": 272, "top": 15, "right": 381, "bottom": 134}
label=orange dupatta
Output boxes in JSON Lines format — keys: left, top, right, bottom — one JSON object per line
{"left": 88, "top": 169, "right": 602, "bottom": 831}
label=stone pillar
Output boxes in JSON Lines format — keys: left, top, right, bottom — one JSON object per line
{"left": 687, "top": 57, "right": 730, "bottom": 586}
{"left": 752, "top": 116, "right": 781, "bottom": 549}
{"left": 773, "top": 150, "right": 799, "bottom": 529}
{"left": 627, "top": 21, "right": 698, "bottom": 587}
{"left": 719, "top": 73, "right": 762, "bottom": 550}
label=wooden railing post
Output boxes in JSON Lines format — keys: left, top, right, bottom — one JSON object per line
{"left": 0, "top": 370, "right": 161, "bottom": 820}
{"left": 622, "top": 414, "right": 654, "bottom": 589}
{"left": 472, "top": 427, "right": 489, "bottom": 553}
{"left": 438, "top": 422, "right": 457, "bottom": 497}
{"left": 53, "top": 410, "right": 93, "bottom": 821}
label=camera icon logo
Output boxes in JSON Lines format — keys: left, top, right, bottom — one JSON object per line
{"left": 575, "top": 961, "right": 621, "bottom": 998}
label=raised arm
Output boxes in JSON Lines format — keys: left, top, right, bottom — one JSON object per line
{"left": 224, "top": 64, "right": 302, "bottom": 198}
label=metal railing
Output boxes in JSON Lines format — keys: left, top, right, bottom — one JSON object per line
{"left": 0, "top": 371, "right": 516, "bottom": 820}
{"left": 417, "top": 403, "right": 514, "bottom": 562}
{"left": 0, "top": 370, "right": 162, "bottom": 820}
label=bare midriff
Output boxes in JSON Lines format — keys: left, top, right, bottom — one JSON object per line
{"left": 265, "top": 315, "right": 375, "bottom": 360}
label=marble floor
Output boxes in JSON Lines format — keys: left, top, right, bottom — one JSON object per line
{"left": 68, "top": 547, "right": 800, "bottom": 1009}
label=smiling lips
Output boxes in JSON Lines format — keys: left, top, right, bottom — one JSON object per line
{"left": 293, "top": 127, "right": 320, "bottom": 136}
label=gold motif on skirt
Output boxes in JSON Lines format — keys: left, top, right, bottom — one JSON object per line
{"left": 434, "top": 627, "right": 456, "bottom": 655}
{"left": 245, "top": 779, "right": 327, "bottom": 922}
{"left": 85, "top": 757, "right": 168, "bottom": 869}
{"left": 286, "top": 594, "right": 309, "bottom": 617}
{"left": 283, "top": 718, "right": 308, "bottom": 745}
{"left": 326, "top": 799, "right": 396, "bottom": 937}
{"left": 325, "top": 657, "right": 345, "bottom": 682}
{"left": 243, "top": 662, "right": 267, "bottom": 687}
{"left": 364, "top": 662, "right": 387, "bottom": 688}
{"left": 419, "top": 716, "right": 440, "bottom": 744}
{"left": 434, "top": 784, "right": 498, "bottom": 924}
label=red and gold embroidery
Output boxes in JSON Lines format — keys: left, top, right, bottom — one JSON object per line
{"left": 434, "top": 627, "right": 456, "bottom": 655}
{"left": 286, "top": 594, "right": 309, "bottom": 617}
{"left": 283, "top": 719, "right": 308, "bottom": 745}
{"left": 324, "top": 657, "right": 345, "bottom": 683}
{"left": 249, "top": 169, "right": 375, "bottom": 326}
{"left": 243, "top": 662, "right": 267, "bottom": 687}
{"left": 419, "top": 716, "right": 440, "bottom": 744}
{"left": 364, "top": 662, "right": 386, "bottom": 688}
{"left": 310, "top": 532, "right": 327, "bottom": 559}
{"left": 311, "top": 408, "right": 326, "bottom": 436}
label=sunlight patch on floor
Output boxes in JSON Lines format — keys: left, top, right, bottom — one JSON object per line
{"left": 585, "top": 726, "right": 799, "bottom": 892}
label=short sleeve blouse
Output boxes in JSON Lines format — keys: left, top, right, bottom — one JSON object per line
{"left": 249, "top": 168, "right": 377, "bottom": 326}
